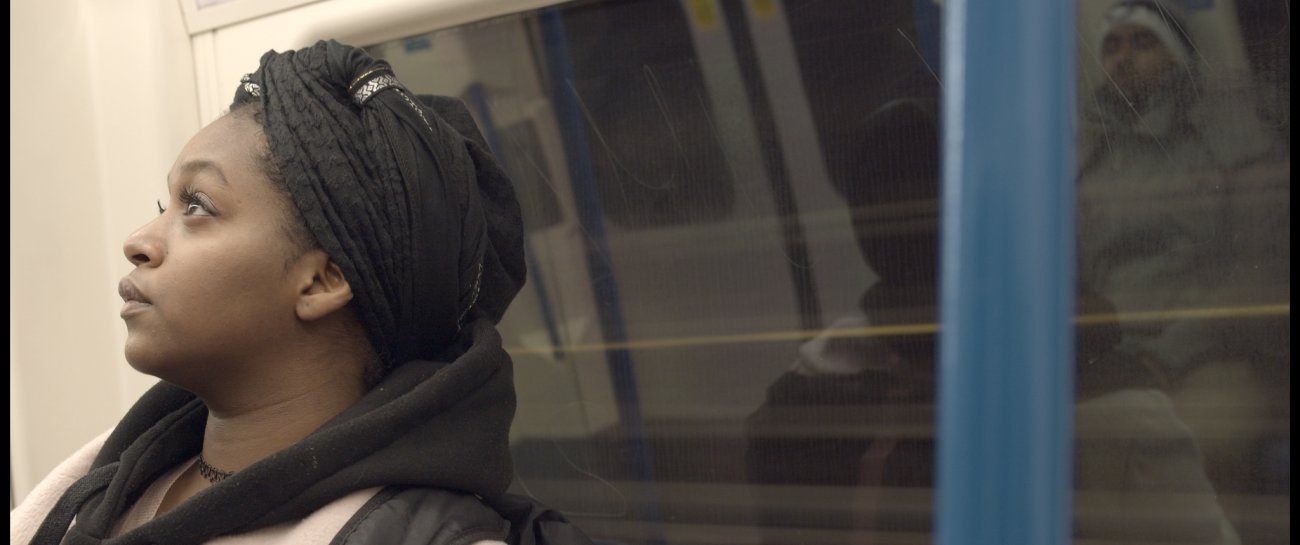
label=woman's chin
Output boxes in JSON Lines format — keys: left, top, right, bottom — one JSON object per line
{"left": 124, "top": 341, "right": 176, "bottom": 381}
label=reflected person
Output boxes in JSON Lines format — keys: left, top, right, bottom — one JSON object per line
{"left": 745, "top": 91, "right": 1240, "bottom": 543}
{"left": 1078, "top": 0, "right": 1287, "bottom": 389}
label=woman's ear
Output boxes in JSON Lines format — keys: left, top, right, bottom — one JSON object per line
{"left": 294, "top": 250, "right": 353, "bottom": 322}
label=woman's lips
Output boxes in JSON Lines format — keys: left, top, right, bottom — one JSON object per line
{"left": 118, "top": 278, "right": 153, "bottom": 317}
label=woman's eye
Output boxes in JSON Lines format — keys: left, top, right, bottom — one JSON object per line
{"left": 178, "top": 189, "right": 216, "bottom": 217}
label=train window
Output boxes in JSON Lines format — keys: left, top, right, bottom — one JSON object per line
{"left": 361, "top": 0, "right": 1288, "bottom": 543}
{"left": 370, "top": 2, "right": 738, "bottom": 232}
{"left": 1074, "top": 0, "right": 1289, "bottom": 544}
{"left": 557, "top": 0, "right": 736, "bottom": 229}
{"left": 494, "top": 118, "right": 565, "bottom": 232}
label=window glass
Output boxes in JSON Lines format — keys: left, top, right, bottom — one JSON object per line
{"left": 1074, "top": 1, "right": 1289, "bottom": 544}
{"left": 365, "top": 0, "right": 1288, "bottom": 542}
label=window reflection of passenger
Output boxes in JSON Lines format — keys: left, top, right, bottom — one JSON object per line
{"left": 1078, "top": 0, "right": 1286, "bottom": 388}
{"left": 745, "top": 81, "right": 1241, "bottom": 545}
{"left": 1093, "top": 0, "right": 1192, "bottom": 122}
{"left": 742, "top": 96, "right": 941, "bottom": 543}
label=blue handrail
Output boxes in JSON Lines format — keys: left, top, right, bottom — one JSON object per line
{"left": 936, "top": 1, "right": 1077, "bottom": 544}
{"left": 538, "top": 8, "right": 665, "bottom": 542}
{"left": 462, "top": 83, "right": 566, "bottom": 361}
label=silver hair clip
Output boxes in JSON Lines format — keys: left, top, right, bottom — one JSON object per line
{"left": 348, "top": 64, "right": 432, "bottom": 135}
{"left": 240, "top": 74, "right": 261, "bottom": 97}
{"left": 350, "top": 70, "right": 401, "bottom": 106}
{"left": 349, "top": 62, "right": 412, "bottom": 107}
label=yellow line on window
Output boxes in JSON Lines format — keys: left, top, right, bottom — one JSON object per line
{"left": 1074, "top": 304, "right": 1290, "bottom": 324}
{"left": 504, "top": 303, "right": 1289, "bottom": 356}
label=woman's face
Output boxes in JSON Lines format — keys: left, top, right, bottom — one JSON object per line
{"left": 120, "top": 113, "right": 306, "bottom": 385}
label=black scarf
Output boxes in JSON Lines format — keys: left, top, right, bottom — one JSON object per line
{"left": 34, "top": 320, "right": 516, "bottom": 545}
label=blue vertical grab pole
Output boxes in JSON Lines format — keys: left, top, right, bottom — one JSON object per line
{"left": 538, "top": 8, "right": 665, "bottom": 543}
{"left": 936, "top": 1, "right": 1076, "bottom": 545}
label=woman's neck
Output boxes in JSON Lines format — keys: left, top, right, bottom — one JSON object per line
{"left": 197, "top": 365, "right": 366, "bottom": 475}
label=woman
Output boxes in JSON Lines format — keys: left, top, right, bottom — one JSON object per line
{"left": 11, "top": 40, "right": 586, "bottom": 545}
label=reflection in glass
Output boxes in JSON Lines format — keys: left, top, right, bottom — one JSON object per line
{"left": 364, "top": 0, "right": 1288, "bottom": 543}
{"left": 1076, "top": 1, "right": 1289, "bottom": 544}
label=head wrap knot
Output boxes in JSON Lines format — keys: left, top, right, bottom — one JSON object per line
{"left": 231, "top": 39, "right": 525, "bottom": 367}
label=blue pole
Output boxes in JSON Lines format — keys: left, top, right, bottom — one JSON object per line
{"left": 936, "top": 0, "right": 1076, "bottom": 544}
{"left": 538, "top": 8, "right": 665, "bottom": 542}
{"left": 462, "top": 83, "right": 566, "bottom": 360}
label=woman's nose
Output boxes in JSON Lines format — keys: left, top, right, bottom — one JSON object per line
{"left": 123, "top": 218, "right": 164, "bottom": 267}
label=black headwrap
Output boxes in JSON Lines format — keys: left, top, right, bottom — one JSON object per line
{"left": 231, "top": 39, "right": 525, "bottom": 365}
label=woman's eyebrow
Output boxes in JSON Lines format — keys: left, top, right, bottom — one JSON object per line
{"left": 178, "top": 159, "right": 230, "bottom": 187}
